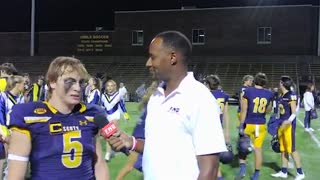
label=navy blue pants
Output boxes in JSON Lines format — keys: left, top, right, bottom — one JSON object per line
{"left": 304, "top": 110, "right": 311, "bottom": 128}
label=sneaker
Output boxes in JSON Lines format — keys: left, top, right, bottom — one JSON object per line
{"left": 251, "top": 174, "right": 259, "bottom": 180}
{"left": 105, "top": 152, "right": 111, "bottom": 161}
{"left": 309, "top": 128, "right": 315, "bottom": 132}
{"left": 305, "top": 128, "right": 310, "bottom": 132}
{"left": 271, "top": 171, "right": 288, "bottom": 178}
{"left": 294, "top": 173, "right": 305, "bottom": 180}
{"left": 239, "top": 169, "right": 246, "bottom": 178}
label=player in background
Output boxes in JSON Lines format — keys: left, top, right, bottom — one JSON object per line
{"left": 203, "top": 75, "right": 230, "bottom": 180}
{"left": 0, "top": 75, "right": 25, "bottom": 179}
{"left": 237, "top": 75, "right": 254, "bottom": 126}
{"left": 87, "top": 76, "right": 101, "bottom": 105}
{"left": 29, "top": 75, "right": 46, "bottom": 102}
{"left": 271, "top": 76, "right": 305, "bottom": 180}
{"left": 0, "top": 63, "right": 18, "bottom": 92}
{"left": 101, "top": 80, "right": 129, "bottom": 161}
{"left": 5, "top": 56, "right": 109, "bottom": 179}
{"left": 238, "top": 73, "right": 273, "bottom": 180}
{"left": 116, "top": 81, "right": 158, "bottom": 180}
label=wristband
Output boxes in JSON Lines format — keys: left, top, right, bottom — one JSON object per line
{"left": 288, "top": 113, "right": 296, "bottom": 122}
{"left": 130, "top": 136, "right": 138, "bottom": 151}
{"left": 8, "top": 154, "right": 29, "bottom": 162}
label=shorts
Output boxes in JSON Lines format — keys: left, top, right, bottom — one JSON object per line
{"left": 244, "top": 124, "right": 267, "bottom": 148}
{"left": 278, "top": 121, "right": 296, "bottom": 153}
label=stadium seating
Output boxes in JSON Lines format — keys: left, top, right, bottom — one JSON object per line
{"left": 1, "top": 56, "right": 318, "bottom": 98}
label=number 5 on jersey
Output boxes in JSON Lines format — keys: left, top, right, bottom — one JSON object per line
{"left": 62, "top": 131, "right": 83, "bottom": 168}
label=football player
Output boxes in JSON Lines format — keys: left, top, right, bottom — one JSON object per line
{"left": 6, "top": 56, "right": 109, "bottom": 179}
{"left": 28, "top": 75, "right": 46, "bottom": 102}
{"left": 203, "top": 74, "right": 230, "bottom": 180}
{"left": 237, "top": 75, "right": 254, "bottom": 125}
{"left": 271, "top": 76, "right": 305, "bottom": 180}
{"left": 239, "top": 73, "right": 273, "bottom": 180}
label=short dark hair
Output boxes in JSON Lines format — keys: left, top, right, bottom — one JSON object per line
{"left": 0, "top": 62, "right": 18, "bottom": 75}
{"left": 280, "top": 76, "right": 293, "bottom": 91}
{"left": 204, "top": 75, "right": 220, "bottom": 91}
{"left": 254, "top": 73, "right": 268, "bottom": 87}
{"left": 155, "top": 31, "right": 192, "bottom": 65}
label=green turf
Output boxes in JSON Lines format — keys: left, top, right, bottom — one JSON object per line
{"left": 106, "top": 102, "right": 320, "bottom": 180}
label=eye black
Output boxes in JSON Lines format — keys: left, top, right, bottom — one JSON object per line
{"left": 64, "top": 78, "right": 76, "bottom": 85}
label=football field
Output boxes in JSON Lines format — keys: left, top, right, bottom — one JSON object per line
{"left": 104, "top": 102, "right": 320, "bottom": 180}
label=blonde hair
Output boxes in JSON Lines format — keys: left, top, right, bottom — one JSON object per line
{"left": 6, "top": 75, "right": 24, "bottom": 91}
{"left": 242, "top": 75, "right": 254, "bottom": 84}
{"left": 105, "top": 80, "right": 117, "bottom": 92}
{"left": 46, "top": 56, "right": 88, "bottom": 95}
{"left": 138, "top": 81, "right": 159, "bottom": 111}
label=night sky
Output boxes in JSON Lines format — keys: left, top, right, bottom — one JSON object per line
{"left": 0, "top": 0, "right": 318, "bottom": 32}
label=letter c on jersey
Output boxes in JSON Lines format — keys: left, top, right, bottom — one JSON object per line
{"left": 49, "top": 122, "right": 63, "bottom": 134}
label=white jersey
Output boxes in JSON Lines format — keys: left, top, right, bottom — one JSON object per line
{"left": 101, "top": 91, "right": 127, "bottom": 122}
{"left": 87, "top": 89, "right": 101, "bottom": 105}
{"left": 0, "top": 91, "right": 24, "bottom": 125}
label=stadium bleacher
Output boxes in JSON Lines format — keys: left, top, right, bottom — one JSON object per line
{"left": 2, "top": 56, "right": 319, "bottom": 98}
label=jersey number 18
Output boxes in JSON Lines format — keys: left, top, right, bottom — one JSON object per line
{"left": 253, "top": 97, "right": 267, "bottom": 113}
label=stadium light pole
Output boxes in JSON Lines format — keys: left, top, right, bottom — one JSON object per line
{"left": 30, "top": 0, "right": 35, "bottom": 56}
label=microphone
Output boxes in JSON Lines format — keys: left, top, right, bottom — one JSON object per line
{"left": 94, "top": 113, "right": 130, "bottom": 155}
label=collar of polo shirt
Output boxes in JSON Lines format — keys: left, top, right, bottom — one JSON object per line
{"left": 156, "top": 72, "right": 194, "bottom": 96}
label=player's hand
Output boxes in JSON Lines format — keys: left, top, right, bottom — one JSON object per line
{"left": 226, "top": 142, "right": 233, "bottom": 151}
{"left": 281, "top": 120, "right": 291, "bottom": 127}
{"left": 0, "top": 125, "right": 9, "bottom": 143}
{"left": 107, "top": 131, "right": 133, "bottom": 151}
{"left": 124, "top": 112, "right": 130, "bottom": 121}
{"left": 239, "top": 123, "right": 245, "bottom": 136}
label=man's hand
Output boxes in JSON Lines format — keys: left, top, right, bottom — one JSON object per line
{"left": 239, "top": 123, "right": 245, "bottom": 136}
{"left": 281, "top": 120, "right": 292, "bottom": 127}
{"left": 107, "top": 131, "right": 133, "bottom": 152}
